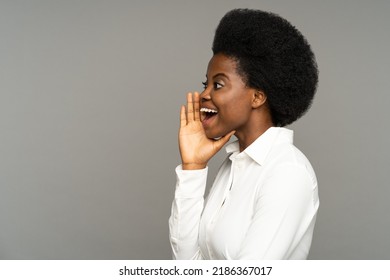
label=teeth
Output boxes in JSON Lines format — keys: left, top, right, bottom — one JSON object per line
{"left": 200, "top": 108, "right": 218, "bottom": 114}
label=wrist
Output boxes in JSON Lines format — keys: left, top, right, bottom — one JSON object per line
{"left": 182, "top": 163, "right": 207, "bottom": 170}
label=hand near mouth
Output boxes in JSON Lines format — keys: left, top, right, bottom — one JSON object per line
{"left": 179, "top": 92, "right": 235, "bottom": 170}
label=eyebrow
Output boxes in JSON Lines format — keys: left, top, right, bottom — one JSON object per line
{"left": 206, "top": 73, "right": 230, "bottom": 80}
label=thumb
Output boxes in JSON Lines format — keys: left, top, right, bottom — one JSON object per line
{"left": 214, "top": 130, "right": 236, "bottom": 150}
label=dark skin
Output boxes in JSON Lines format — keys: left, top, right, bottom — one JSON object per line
{"left": 179, "top": 53, "right": 274, "bottom": 170}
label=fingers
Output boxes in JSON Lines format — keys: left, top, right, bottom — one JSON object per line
{"left": 181, "top": 92, "right": 200, "bottom": 127}
{"left": 186, "top": 92, "right": 194, "bottom": 122}
{"left": 193, "top": 92, "right": 200, "bottom": 121}
{"left": 180, "top": 105, "right": 187, "bottom": 127}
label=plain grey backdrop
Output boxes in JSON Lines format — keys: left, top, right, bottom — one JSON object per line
{"left": 1, "top": 0, "right": 389, "bottom": 259}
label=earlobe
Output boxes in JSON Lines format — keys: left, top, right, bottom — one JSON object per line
{"left": 252, "top": 90, "right": 267, "bottom": 109}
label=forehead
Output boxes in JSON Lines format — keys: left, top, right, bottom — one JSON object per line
{"left": 206, "top": 53, "right": 239, "bottom": 77}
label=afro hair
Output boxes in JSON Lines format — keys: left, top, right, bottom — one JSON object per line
{"left": 212, "top": 9, "right": 318, "bottom": 126}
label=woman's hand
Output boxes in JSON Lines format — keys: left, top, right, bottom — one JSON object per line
{"left": 179, "top": 92, "right": 235, "bottom": 170}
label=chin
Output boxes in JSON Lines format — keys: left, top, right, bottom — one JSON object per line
{"left": 205, "top": 129, "right": 225, "bottom": 140}
{"left": 205, "top": 130, "right": 218, "bottom": 140}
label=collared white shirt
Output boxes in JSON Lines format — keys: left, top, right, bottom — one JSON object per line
{"left": 169, "top": 127, "right": 319, "bottom": 259}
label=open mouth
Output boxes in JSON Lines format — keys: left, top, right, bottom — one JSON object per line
{"left": 200, "top": 107, "right": 218, "bottom": 124}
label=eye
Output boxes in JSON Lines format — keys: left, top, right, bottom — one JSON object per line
{"left": 202, "top": 81, "right": 208, "bottom": 89}
{"left": 214, "top": 82, "right": 223, "bottom": 90}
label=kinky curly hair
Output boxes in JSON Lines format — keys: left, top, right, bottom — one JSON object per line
{"left": 212, "top": 9, "right": 318, "bottom": 127}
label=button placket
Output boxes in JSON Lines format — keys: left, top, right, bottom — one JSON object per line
{"left": 205, "top": 154, "right": 240, "bottom": 259}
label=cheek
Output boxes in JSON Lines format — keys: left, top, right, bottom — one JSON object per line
{"left": 222, "top": 98, "right": 251, "bottom": 120}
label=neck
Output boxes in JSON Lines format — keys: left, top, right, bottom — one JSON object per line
{"left": 236, "top": 124, "right": 273, "bottom": 152}
{"left": 235, "top": 108, "right": 274, "bottom": 152}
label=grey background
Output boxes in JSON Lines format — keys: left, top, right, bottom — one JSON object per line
{"left": 1, "top": 0, "right": 389, "bottom": 259}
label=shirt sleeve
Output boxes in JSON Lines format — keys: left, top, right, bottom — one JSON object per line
{"left": 237, "top": 163, "right": 319, "bottom": 259}
{"left": 168, "top": 164, "right": 208, "bottom": 260}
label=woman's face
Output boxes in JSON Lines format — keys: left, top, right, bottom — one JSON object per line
{"left": 200, "top": 53, "right": 256, "bottom": 139}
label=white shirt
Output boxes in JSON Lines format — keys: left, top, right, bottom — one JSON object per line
{"left": 169, "top": 127, "right": 319, "bottom": 259}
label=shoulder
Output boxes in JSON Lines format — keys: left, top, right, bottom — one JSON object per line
{"left": 258, "top": 141, "right": 318, "bottom": 207}
{"left": 267, "top": 139, "right": 317, "bottom": 185}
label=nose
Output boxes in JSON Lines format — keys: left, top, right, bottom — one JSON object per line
{"left": 200, "top": 87, "right": 211, "bottom": 103}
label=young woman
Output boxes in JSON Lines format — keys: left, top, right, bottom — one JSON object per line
{"left": 169, "top": 9, "right": 319, "bottom": 259}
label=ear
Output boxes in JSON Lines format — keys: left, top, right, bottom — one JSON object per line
{"left": 252, "top": 90, "right": 267, "bottom": 109}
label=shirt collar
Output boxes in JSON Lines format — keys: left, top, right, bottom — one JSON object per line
{"left": 225, "top": 127, "right": 294, "bottom": 166}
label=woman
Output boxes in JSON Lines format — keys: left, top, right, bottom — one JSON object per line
{"left": 169, "top": 9, "right": 319, "bottom": 259}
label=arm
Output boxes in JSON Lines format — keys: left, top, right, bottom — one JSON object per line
{"left": 169, "top": 92, "right": 235, "bottom": 259}
{"left": 237, "top": 164, "right": 319, "bottom": 259}
{"left": 168, "top": 165, "right": 208, "bottom": 259}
